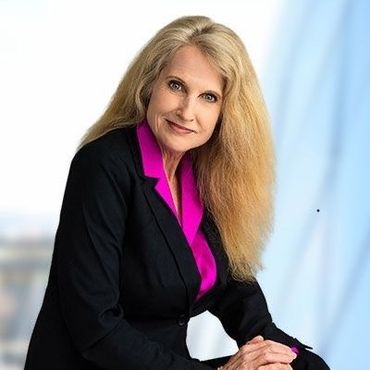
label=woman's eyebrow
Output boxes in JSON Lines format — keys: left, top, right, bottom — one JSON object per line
{"left": 166, "top": 74, "right": 223, "bottom": 100}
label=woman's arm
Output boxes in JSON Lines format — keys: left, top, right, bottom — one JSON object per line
{"left": 208, "top": 274, "right": 330, "bottom": 370}
{"left": 55, "top": 143, "right": 212, "bottom": 370}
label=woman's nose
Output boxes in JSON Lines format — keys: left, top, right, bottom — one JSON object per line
{"left": 176, "top": 97, "right": 196, "bottom": 122}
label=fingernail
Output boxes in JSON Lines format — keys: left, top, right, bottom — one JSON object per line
{"left": 291, "top": 346, "right": 299, "bottom": 355}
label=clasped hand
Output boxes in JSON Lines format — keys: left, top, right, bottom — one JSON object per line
{"left": 218, "top": 335, "right": 297, "bottom": 370}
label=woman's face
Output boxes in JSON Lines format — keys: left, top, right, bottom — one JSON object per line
{"left": 146, "top": 45, "right": 224, "bottom": 157}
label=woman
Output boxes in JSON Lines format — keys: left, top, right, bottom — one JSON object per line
{"left": 25, "top": 16, "right": 330, "bottom": 370}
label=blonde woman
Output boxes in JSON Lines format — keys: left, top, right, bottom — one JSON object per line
{"left": 25, "top": 16, "right": 330, "bottom": 370}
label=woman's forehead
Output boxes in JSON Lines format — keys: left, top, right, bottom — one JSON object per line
{"left": 160, "top": 45, "right": 224, "bottom": 94}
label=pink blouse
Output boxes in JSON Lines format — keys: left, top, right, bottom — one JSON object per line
{"left": 136, "top": 118, "right": 217, "bottom": 301}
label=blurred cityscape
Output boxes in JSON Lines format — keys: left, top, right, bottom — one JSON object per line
{"left": 0, "top": 219, "right": 54, "bottom": 369}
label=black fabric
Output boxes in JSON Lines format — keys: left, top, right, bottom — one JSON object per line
{"left": 24, "top": 126, "right": 330, "bottom": 369}
{"left": 200, "top": 355, "right": 232, "bottom": 367}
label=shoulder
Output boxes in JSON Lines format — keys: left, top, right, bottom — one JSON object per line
{"left": 72, "top": 125, "right": 136, "bottom": 169}
{"left": 66, "top": 126, "right": 139, "bottom": 196}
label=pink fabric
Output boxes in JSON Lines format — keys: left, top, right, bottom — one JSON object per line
{"left": 290, "top": 346, "right": 299, "bottom": 355}
{"left": 136, "top": 118, "right": 217, "bottom": 300}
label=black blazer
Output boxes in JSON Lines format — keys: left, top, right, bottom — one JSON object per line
{"left": 25, "top": 125, "right": 330, "bottom": 370}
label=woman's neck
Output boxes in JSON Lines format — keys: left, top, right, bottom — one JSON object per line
{"left": 161, "top": 146, "right": 185, "bottom": 183}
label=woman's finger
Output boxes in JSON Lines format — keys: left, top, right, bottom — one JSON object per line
{"left": 246, "top": 335, "right": 264, "bottom": 344}
{"left": 257, "top": 364, "right": 293, "bottom": 370}
{"left": 240, "top": 339, "right": 296, "bottom": 358}
{"left": 220, "top": 338, "right": 296, "bottom": 369}
{"left": 252, "top": 350, "right": 296, "bottom": 368}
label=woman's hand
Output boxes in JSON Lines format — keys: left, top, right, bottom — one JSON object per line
{"left": 217, "top": 335, "right": 297, "bottom": 370}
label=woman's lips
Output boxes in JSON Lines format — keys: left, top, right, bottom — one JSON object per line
{"left": 166, "top": 119, "right": 195, "bottom": 133}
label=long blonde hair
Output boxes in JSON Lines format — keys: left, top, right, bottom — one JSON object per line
{"left": 77, "top": 15, "right": 276, "bottom": 283}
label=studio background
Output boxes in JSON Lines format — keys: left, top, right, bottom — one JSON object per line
{"left": 1, "top": 1, "right": 369, "bottom": 369}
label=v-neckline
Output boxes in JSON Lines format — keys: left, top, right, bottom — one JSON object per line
{"left": 168, "top": 175, "right": 182, "bottom": 224}
{"left": 136, "top": 119, "right": 204, "bottom": 246}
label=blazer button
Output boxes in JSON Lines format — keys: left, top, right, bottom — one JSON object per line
{"left": 177, "top": 313, "right": 188, "bottom": 327}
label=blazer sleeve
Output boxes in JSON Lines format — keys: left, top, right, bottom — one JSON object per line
{"left": 55, "top": 145, "right": 212, "bottom": 370}
{"left": 208, "top": 273, "right": 331, "bottom": 370}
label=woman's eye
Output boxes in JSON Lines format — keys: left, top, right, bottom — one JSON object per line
{"left": 168, "top": 80, "right": 182, "bottom": 91}
{"left": 204, "top": 94, "right": 217, "bottom": 103}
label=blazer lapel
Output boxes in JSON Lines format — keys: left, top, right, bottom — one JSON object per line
{"left": 125, "top": 125, "right": 229, "bottom": 311}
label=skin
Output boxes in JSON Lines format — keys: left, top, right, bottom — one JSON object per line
{"left": 146, "top": 46, "right": 296, "bottom": 369}
{"left": 146, "top": 44, "right": 224, "bottom": 184}
{"left": 146, "top": 44, "right": 224, "bottom": 218}
{"left": 219, "top": 336, "right": 297, "bottom": 370}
